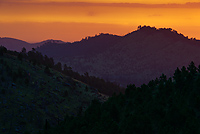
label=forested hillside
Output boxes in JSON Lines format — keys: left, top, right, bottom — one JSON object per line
{"left": 0, "top": 46, "right": 111, "bottom": 134}
{"left": 42, "top": 61, "right": 200, "bottom": 134}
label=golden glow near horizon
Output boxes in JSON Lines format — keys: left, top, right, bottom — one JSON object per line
{"left": 0, "top": 0, "right": 200, "bottom": 42}
{"left": 3, "top": 0, "right": 200, "bottom": 4}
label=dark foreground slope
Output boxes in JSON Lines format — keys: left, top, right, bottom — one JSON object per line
{"left": 42, "top": 61, "right": 200, "bottom": 134}
{"left": 36, "top": 26, "right": 200, "bottom": 87}
{"left": 0, "top": 47, "right": 108, "bottom": 134}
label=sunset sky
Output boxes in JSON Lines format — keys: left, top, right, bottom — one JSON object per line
{"left": 0, "top": 0, "right": 200, "bottom": 42}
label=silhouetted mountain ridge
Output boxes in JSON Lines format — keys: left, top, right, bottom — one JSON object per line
{"left": 36, "top": 25, "right": 200, "bottom": 87}
{"left": 0, "top": 37, "right": 66, "bottom": 52}
{"left": 0, "top": 37, "right": 33, "bottom": 52}
{"left": 38, "top": 33, "right": 121, "bottom": 58}
{"left": 125, "top": 26, "right": 198, "bottom": 43}
{"left": 3, "top": 26, "right": 200, "bottom": 86}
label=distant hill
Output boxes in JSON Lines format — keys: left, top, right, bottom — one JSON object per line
{"left": 36, "top": 26, "right": 200, "bottom": 87}
{"left": 0, "top": 48, "right": 107, "bottom": 134}
{"left": 37, "top": 33, "right": 121, "bottom": 58}
{"left": 0, "top": 37, "right": 66, "bottom": 52}
{"left": 0, "top": 37, "right": 34, "bottom": 52}
{"left": 33, "top": 39, "right": 66, "bottom": 49}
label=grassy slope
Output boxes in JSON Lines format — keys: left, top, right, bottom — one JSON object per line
{"left": 0, "top": 53, "right": 108, "bottom": 134}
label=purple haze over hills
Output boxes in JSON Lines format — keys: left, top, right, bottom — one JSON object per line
{"left": 2, "top": 26, "right": 200, "bottom": 87}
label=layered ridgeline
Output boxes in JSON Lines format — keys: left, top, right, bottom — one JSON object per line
{"left": 0, "top": 47, "right": 108, "bottom": 134}
{"left": 36, "top": 26, "right": 200, "bottom": 87}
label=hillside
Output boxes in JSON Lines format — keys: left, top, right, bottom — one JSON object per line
{"left": 0, "top": 47, "right": 108, "bottom": 134}
{"left": 36, "top": 26, "right": 200, "bottom": 87}
{"left": 42, "top": 61, "right": 200, "bottom": 134}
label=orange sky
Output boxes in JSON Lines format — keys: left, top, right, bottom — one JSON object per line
{"left": 0, "top": 0, "right": 200, "bottom": 42}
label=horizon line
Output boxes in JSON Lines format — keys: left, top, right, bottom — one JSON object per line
{"left": 1, "top": 25, "right": 199, "bottom": 43}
